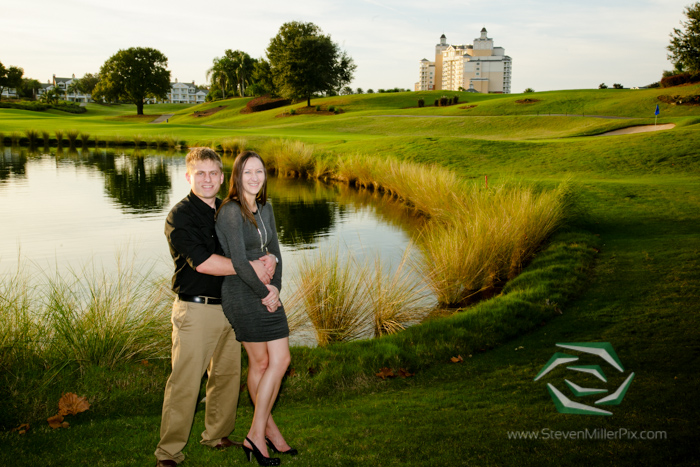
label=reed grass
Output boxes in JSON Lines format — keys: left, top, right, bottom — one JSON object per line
{"left": 110, "top": 135, "right": 125, "bottom": 147}
{"left": 365, "top": 246, "right": 430, "bottom": 337}
{"left": 0, "top": 262, "right": 44, "bottom": 368}
{"left": 65, "top": 129, "right": 79, "bottom": 147}
{"left": 295, "top": 248, "right": 371, "bottom": 346}
{"left": 54, "top": 130, "right": 64, "bottom": 148}
{"left": 263, "top": 139, "right": 315, "bottom": 177}
{"left": 79, "top": 132, "right": 91, "bottom": 147}
{"left": 24, "top": 129, "right": 39, "bottom": 146}
{"left": 262, "top": 140, "right": 575, "bottom": 308}
{"left": 43, "top": 258, "right": 172, "bottom": 369}
{"left": 41, "top": 131, "right": 50, "bottom": 146}
{"left": 133, "top": 134, "right": 143, "bottom": 147}
{"left": 221, "top": 137, "right": 247, "bottom": 155}
{"left": 10, "top": 132, "right": 21, "bottom": 145}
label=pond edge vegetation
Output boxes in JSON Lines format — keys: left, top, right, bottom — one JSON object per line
{"left": 0, "top": 139, "right": 598, "bottom": 426}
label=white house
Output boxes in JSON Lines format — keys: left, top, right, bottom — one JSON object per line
{"left": 4, "top": 75, "right": 209, "bottom": 104}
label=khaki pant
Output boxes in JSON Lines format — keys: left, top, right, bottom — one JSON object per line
{"left": 155, "top": 299, "right": 241, "bottom": 464}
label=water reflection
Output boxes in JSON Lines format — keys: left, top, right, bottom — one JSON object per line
{"left": 0, "top": 146, "right": 28, "bottom": 182}
{"left": 0, "top": 147, "right": 419, "bottom": 279}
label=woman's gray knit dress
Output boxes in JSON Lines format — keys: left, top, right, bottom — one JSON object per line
{"left": 215, "top": 200, "right": 289, "bottom": 342}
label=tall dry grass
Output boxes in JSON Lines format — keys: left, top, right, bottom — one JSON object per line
{"left": 262, "top": 139, "right": 575, "bottom": 308}
{"left": 221, "top": 137, "right": 247, "bottom": 155}
{"left": 0, "top": 262, "right": 44, "bottom": 367}
{"left": 54, "top": 130, "right": 64, "bottom": 148}
{"left": 0, "top": 254, "right": 173, "bottom": 371}
{"left": 295, "top": 248, "right": 371, "bottom": 346}
{"left": 262, "top": 139, "right": 315, "bottom": 178}
{"left": 24, "top": 129, "right": 39, "bottom": 146}
{"left": 65, "top": 129, "right": 79, "bottom": 147}
{"left": 365, "top": 246, "right": 430, "bottom": 337}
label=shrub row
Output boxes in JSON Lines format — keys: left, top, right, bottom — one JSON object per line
{"left": 660, "top": 72, "right": 700, "bottom": 88}
{"left": 0, "top": 100, "right": 86, "bottom": 113}
{"left": 245, "top": 95, "right": 291, "bottom": 112}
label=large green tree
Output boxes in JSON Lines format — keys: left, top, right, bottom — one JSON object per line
{"left": 266, "top": 21, "right": 356, "bottom": 106}
{"left": 78, "top": 72, "right": 100, "bottom": 96}
{"left": 18, "top": 78, "right": 42, "bottom": 100}
{"left": 0, "top": 62, "right": 24, "bottom": 101}
{"left": 248, "top": 58, "right": 275, "bottom": 96}
{"left": 668, "top": 2, "right": 700, "bottom": 73}
{"left": 93, "top": 47, "right": 171, "bottom": 114}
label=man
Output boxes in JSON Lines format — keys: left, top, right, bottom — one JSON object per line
{"left": 155, "top": 147, "right": 276, "bottom": 466}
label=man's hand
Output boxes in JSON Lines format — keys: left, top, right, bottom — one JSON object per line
{"left": 259, "top": 254, "right": 277, "bottom": 277}
{"left": 250, "top": 260, "right": 272, "bottom": 285}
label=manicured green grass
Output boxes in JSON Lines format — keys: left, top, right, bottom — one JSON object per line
{"left": 1, "top": 86, "right": 698, "bottom": 465}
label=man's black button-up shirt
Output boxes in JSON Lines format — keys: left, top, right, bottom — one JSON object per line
{"left": 165, "top": 191, "right": 224, "bottom": 297}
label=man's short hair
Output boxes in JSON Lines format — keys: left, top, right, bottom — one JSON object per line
{"left": 185, "top": 147, "right": 223, "bottom": 173}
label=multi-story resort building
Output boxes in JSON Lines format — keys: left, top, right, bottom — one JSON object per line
{"left": 1, "top": 75, "right": 208, "bottom": 104}
{"left": 416, "top": 28, "right": 512, "bottom": 94}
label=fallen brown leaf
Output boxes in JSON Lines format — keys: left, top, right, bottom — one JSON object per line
{"left": 141, "top": 359, "right": 149, "bottom": 366}
{"left": 12, "top": 423, "right": 30, "bottom": 435}
{"left": 48, "top": 414, "right": 64, "bottom": 429}
{"left": 375, "top": 367, "right": 396, "bottom": 379}
{"left": 285, "top": 368, "right": 296, "bottom": 378}
{"left": 450, "top": 355, "right": 464, "bottom": 363}
{"left": 58, "top": 393, "right": 90, "bottom": 416}
{"left": 398, "top": 368, "right": 415, "bottom": 378}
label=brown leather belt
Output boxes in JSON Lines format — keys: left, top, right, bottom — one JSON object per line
{"left": 178, "top": 294, "right": 222, "bottom": 305}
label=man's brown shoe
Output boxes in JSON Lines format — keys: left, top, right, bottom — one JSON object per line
{"left": 155, "top": 460, "right": 177, "bottom": 467}
{"left": 214, "top": 436, "right": 240, "bottom": 450}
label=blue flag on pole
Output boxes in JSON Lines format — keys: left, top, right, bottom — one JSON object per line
{"left": 655, "top": 104, "right": 660, "bottom": 116}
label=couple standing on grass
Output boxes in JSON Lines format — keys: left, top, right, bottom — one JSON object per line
{"left": 154, "top": 147, "right": 296, "bottom": 467}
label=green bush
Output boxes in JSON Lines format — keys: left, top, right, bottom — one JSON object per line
{"left": 328, "top": 105, "right": 335, "bottom": 112}
{"left": 418, "top": 98, "right": 425, "bottom": 108}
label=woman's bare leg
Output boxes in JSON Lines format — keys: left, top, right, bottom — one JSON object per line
{"left": 243, "top": 338, "right": 290, "bottom": 456}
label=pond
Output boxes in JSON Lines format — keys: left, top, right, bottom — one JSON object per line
{"left": 0, "top": 147, "right": 428, "bottom": 344}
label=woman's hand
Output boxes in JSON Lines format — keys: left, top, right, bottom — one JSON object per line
{"left": 262, "top": 285, "right": 280, "bottom": 312}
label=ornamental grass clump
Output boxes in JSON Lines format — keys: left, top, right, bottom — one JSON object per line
{"left": 43, "top": 256, "right": 173, "bottom": 369}
{"left": 365, "top": 246, "right": 430, "bottom": 337}
{"left": 66, "top": 130, "right": 79, "bottom": 147}
{"left": 413, "top": 180, "right": 575, "bottom": 306}
{"left": 221, "top": 137, "right": 247, "bottom": 155}
{"left": 296, "top": 248, "right": 371, "bottom": 346}
{"left": 0, "top": 262, "right": 45, "bottom": 368}
{"left": 79, "top": 133, "right": 91, "bottom": 148}
{"left": 24, "top": 129, "right": 39, "bottom": 146}
{"left": 42, "top": 131, "right": 50, "bottom": 146}
{"left": 263, "top": 139, "right": 315, "bottom": 178}
{"left": 54, "top": 130, "right": 64, "bottom": 148}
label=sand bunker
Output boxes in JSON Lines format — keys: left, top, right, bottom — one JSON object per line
{"left": 599, "top": 124, "right": 675, "bottom": 136}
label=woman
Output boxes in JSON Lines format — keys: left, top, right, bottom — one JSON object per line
{"left": 216, "top": 151, "right": 296, "bottom": 466}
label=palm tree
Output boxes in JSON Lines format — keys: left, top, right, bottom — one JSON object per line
{"left": 67, "top": 80, "right": 81, "bottom": 102}
{"left": 206, "top": 56, "right": 233, "bottom": 99}
{"left": 225, "top": 50, "right": 254, "bottom": 97}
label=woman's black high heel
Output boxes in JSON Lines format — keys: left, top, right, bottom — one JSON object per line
{"left": 243, "top": 437, "right": 280, "bottom": 466}
{"left": 266, "top": 437, "right": 299, "bottom": 456}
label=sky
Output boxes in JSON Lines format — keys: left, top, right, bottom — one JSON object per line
{"left": 0, "top": 0, "right": 693, "bottom": 93}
